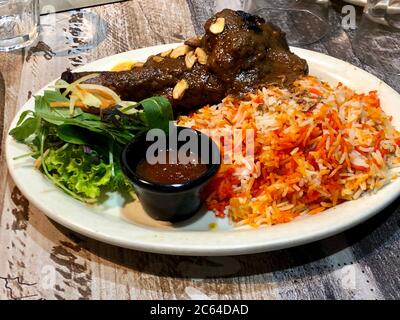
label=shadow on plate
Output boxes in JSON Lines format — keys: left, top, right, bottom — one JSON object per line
{"left": 42, "top": 194, "right": 400, "bottom": 281}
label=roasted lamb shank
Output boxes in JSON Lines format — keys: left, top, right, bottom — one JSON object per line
{"left": 61, "top": 9, "right": 308, "bottom": 113}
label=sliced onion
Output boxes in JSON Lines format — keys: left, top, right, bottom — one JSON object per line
{"left": 62, "top": 73, "right": 101, "bottom": 97}
{"left": 81, "top": 92, "right": 102, "bottom": 108}
{"left": 119, "top": 101, "right": 139, "bottom": 114}
{"left": 73, "top": 89, "right": 85, "bottom": 102}
{"left": 53, "top": 79, "right": 70, "bottom": 89}
{"left": 73, "top": 90, "right": 100, "bottom": 108}
{"left": 77, "top": 83, "right": 122, "bottom": 104}
{"left": 69, "top": 95, "right": 78, "bottom": 116}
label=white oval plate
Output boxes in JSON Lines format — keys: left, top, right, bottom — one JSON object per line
{"left": 6, "top": 44, "right": 400, "bottom": 256}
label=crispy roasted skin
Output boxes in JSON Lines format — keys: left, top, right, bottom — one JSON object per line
{"left": 61, "top": 9, "right": 308, "bottom": 114}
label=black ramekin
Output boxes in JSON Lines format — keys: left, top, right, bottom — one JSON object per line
{"left": 121, "top": 126, "right": 221, "bottom": 222}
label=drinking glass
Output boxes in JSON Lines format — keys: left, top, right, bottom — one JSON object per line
{"left": 0, "top": 0, "right": 39, "bottom": 52}
{"left": 354, "top": 0, "right": 400, "bottom": 75}
{"left": 242, "top": 0, "right": 330, "bottom": 45}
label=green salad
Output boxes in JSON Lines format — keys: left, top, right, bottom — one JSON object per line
{"left": 10, "top": 87, "right": 173, "bottom": 203}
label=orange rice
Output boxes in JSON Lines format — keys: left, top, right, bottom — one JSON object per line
{"left": 178, "top": 76, "right": 400, "bottom": 227}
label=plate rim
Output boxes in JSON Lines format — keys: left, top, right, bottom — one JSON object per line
{"left": 6, "top": 43, "right": 400, "bottom": 256}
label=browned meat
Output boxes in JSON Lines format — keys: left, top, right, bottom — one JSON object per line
{"left": 61, "top": 9, "right": 308, "bottom": 114}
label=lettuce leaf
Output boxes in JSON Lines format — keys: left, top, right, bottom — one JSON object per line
{"left": 44, "top": 144, "right": 112, "bottom": 199}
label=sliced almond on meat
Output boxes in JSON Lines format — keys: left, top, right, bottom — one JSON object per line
{"left": 160, "top": 49, "right": 173, "bottom": 57}
{"left": 173, "top": 79, "right": 189, "bottom": 100}
{"left": 132, "top": 62, "right": 144, "bottom": 68}
{"left": 209, "top": 17, "right": 225, "bottom": 34}
{"left": 170, "top": 45, "right": 190, "bottom": 59}
{"left": 184, "top": 35, "right": 202, "bottom": 48}
{"left": 152, "top": 56, "right": 164, "bottom": 63}
{"left": 185, "top": 51, "right": 197, "bottom": 69}
{"left": 195, "top": 47, "right": 208, "bottom": 65}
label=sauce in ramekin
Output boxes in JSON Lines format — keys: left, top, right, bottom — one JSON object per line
{"left": 135, "top": 149, "right": 208, "bottom": 184}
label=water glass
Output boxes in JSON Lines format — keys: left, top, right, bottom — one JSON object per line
{"left": 354, "top": 0, "right": 400, "bottom": 75}
{"left": 242, "top": 0, "right": 330, "bottom": 45}
{"left": 0, "top": 0, "right": 39, "bottom": 52}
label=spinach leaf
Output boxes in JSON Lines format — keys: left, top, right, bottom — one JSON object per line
{"left": 37, "top": 92, "right": 83, "bottom": 120}
{"left": 76, "top": 112, "right": 101, "bottom": 122}
{"left": 57, "top": 125, "right": 105, "bottom": 145}
{"left": 42, "top": 90, "right": 69, "bottom": 103}
{"left": 15, "top": 110, "right": 35, "bottom": 126}
{"left": 9, "top": 112, "right": 40, "bottom": 141}
{"left": 139, "top": 96, "right": 173, "bottom": 132}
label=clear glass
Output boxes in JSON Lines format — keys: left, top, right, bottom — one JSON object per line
{"left": 242, "top": 0, "right": 330, "bottom": 45}
{"left": 39, "top": 8, "right": 107, "bottom": 57}
{"left": 354, "top": 0, "right": 400, "bottom": 75}
{"left": 0, "top": 0, "right": 39, "bottom": 52}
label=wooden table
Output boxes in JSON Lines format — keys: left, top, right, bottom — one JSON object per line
{"left": 0, "top": 0, "right": 399, "bottom": 300}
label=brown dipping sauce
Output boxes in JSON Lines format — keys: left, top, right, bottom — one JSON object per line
{"left": 135, "top": 149, "right": 208, "bottom": 184}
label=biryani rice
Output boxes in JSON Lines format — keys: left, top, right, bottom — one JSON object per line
{"left": 178, "top": 76, "right": 400, "bottom": 227}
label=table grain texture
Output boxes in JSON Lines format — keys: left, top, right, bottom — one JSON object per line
{"left": 0, "top": 0, "right": 399, "bottom": 300}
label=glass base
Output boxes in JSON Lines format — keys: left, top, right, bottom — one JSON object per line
{"left": 0, "top": 27, "right": 39, "bottom": 52}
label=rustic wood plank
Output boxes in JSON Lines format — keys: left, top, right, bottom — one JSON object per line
{"left": 0, "top": 51, "right": 25, "bottom": 220}
{"left": 0, "top": 51, "right": 33, "bottom": 300}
